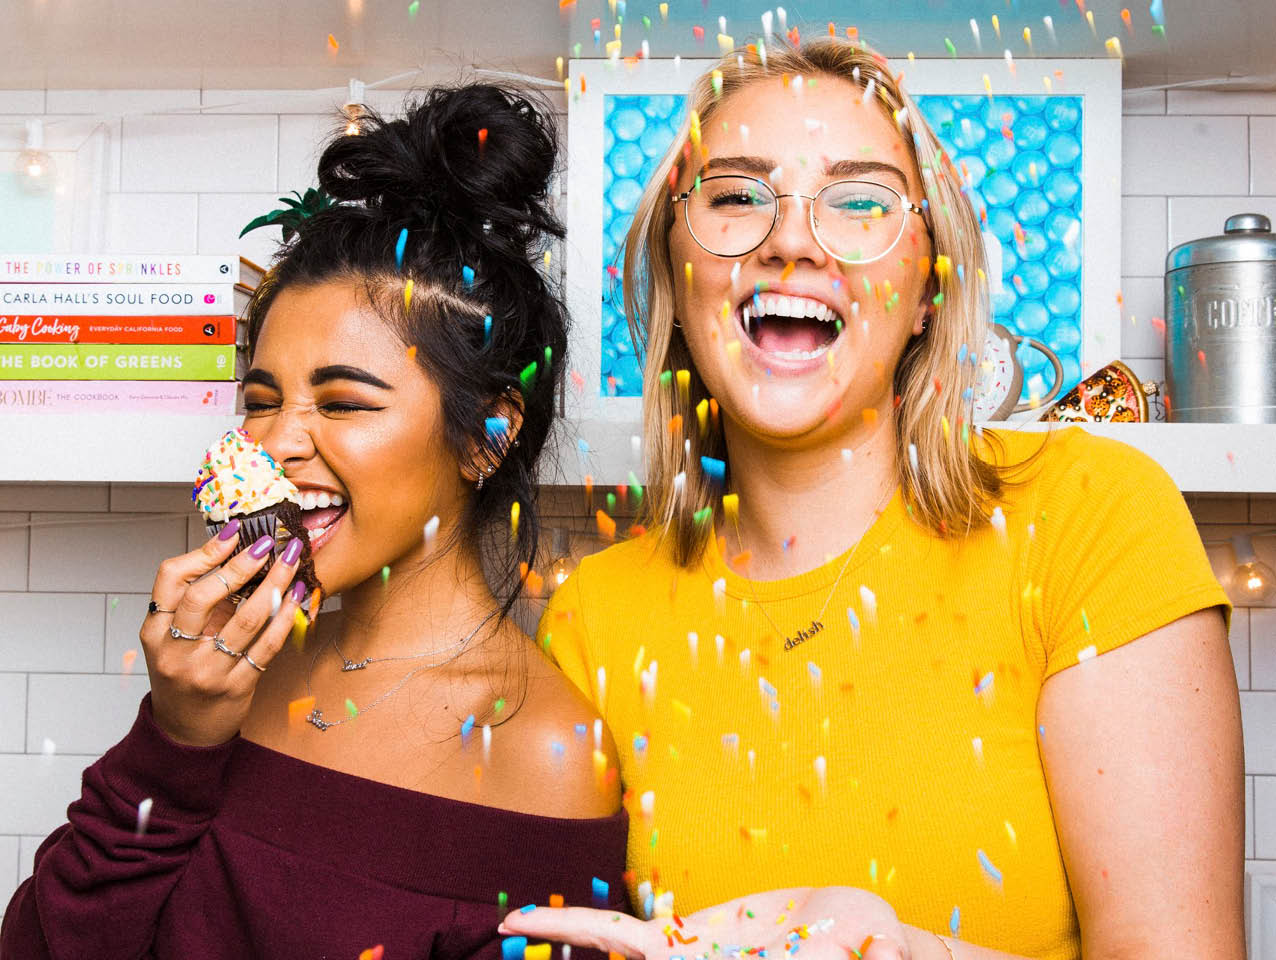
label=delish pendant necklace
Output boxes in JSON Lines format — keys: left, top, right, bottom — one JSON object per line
{"left": 731, "top": 482, "right": 894, "bottom": 644}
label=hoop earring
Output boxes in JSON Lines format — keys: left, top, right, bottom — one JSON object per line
{"left": 475, "top": 467, "right": 488, "bottom": 491}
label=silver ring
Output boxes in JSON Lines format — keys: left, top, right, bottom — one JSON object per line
{"left": 169, "top": 625, "right": 202, "bottom": 641}
{"left": 212, "top": 635, "right": 242, "bottom": 658}
{"left": 147, "top": 600, "right": 175, "bottom": 615}
{"left": 241, "top": 653, "right": 266, "bottom": 673}
{"left": 212, "top": 572, "right": 232, "bottom": 595}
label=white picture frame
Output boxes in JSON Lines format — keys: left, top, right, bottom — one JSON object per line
{"left": 560, "top": 56, "right": 1122, "bottom": 484}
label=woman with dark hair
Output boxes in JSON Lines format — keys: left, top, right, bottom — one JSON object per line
{"left": 1, "top": 83, "right": 627, "bottom": 959}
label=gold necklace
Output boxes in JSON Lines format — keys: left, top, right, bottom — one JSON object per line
{"left": 730, "top": 483, "right": 894, "bottom": 650}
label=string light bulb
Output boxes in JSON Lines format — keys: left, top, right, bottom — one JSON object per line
{"left": 1229, "top": 535, "right": 1275, "bottom": 604}
{"left": 342, "top": 78, "right": 366, "bottom": 136}
{"left": 547, "top": 527, "right": 576, "bottom": 590}
{"left": 16, "top": 119, "right": 54, "bottom": 193}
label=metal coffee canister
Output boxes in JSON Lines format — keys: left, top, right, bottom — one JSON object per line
{"left": 1164, "top": 213, "right": 1276, "bottom": 422}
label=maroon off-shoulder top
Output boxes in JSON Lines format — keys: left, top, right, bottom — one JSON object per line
{"left": 1, "top": 694, "right": 629, "bottom": 959}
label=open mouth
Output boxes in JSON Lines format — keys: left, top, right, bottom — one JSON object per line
{"left": 738, "top": 293, "right": 843, "bottom": 362}
{"left": 297, "top": 489, "right": 348, "bottom": 551}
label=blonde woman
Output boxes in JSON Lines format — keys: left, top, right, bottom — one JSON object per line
{"left": 505, "top": 37, "right": 1243, "bottom": 960}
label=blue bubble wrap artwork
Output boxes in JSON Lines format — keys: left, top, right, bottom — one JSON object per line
{"left": 599, "top": 92, "right": 1084, "bottom": 401}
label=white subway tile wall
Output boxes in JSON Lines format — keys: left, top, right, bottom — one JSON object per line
{"left": 0, "top": 86, "right": 1272, "bottom": 938}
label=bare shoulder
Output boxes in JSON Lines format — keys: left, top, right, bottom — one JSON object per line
{"left": 482, "top": 647, "right": 622, "bottom": 819}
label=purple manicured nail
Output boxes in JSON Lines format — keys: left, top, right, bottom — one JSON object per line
{"left": 281, "top": 537, "right": 303, "bottom": 565}
{"left": 248, "top": 534, "right": 275, "bottom": 559}
{"left": 217, "top": 518, "right": 241, "bottom": 541}
{"left": 290, "top": 580, "right": 307, "bottom": 604}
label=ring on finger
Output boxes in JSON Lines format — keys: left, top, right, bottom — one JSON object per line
{"left": 147, "top": 600, "right": 176, "bottom": 616}
{"left": 169, "top": 625, "right": 203, "bottom": 641}
{"left": 242, "top": 652, "right": 266, "bottom": 673}
{"left": 212, "top": 635, "right": 242, "bottom": 658}
{"left": 211, "top": 571, "right": 232, "bottom": 596}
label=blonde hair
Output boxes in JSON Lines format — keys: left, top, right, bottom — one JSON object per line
{"left": 625, "top": 37, "right": 1039, "bottom": 567}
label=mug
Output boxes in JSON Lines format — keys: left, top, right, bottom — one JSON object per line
{"left": 972, "top": 322, "right": 1066, "bottom": 421}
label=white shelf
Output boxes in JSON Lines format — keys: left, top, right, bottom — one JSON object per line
{"left": 0, "top": 413, "right": 240, "bottom": 484}
{"left": 2, "top": 414, "right": 1273, "bottom": 492}
{"left": 551, "top": 419, "right": 1276, "bottom": 492}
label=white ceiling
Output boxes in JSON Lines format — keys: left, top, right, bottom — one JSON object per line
{"left": 3, "top": 0, "right": 1273, "bottom": 93}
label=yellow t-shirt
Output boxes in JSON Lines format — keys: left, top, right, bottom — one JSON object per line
{"left": 537, "top": 425, "right": 1231, "bottom": 960}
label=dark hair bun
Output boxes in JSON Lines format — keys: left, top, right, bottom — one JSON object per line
{"left": 318, "top": 84, "right": 561, "bottom": 253}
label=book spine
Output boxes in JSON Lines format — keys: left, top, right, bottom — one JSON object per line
{"left": 0, "top": 255, "right": 238, "bottom": 284}
{"left": 0, "top": 344, "right": 237, "bottom": 381}
{"left": 0, "top": 315, "right": 236, "bottom": 344}
{"left": 0, "top": 285, "right": 235, "bottom": 315}
{"left": 0, "top": 381, "right": 238, "bottom": 413}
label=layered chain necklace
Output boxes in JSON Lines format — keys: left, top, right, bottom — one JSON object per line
{"left": 305, "top": 611, "right": 498, "bottom": 732}
{"left": 733, "top": 483, "right": 895, "bottom": 646}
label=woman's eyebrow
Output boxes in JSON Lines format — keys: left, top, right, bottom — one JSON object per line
{"left": 241, "top": 368, "right": 278, "bottom": 390}
{"left": 824, "top": 158, "right": 909, "bottom": 186}
{"left": 701, "top": 155, "right": 910, "bottom": 188}
{"left": 703, "top": 155, "right": 778, "bottom": 177}
{"left": 309, "top": 364, "right": 394, "bottom": 390}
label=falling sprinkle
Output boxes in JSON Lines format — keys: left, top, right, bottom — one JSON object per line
{"left": 596, "top": 510, "right": 617, "bottom": 540}
{"left": 395, "top": 227, "right": 408, "bottom": 270}
{"left": 847, "top": 607, "right": 861, "bottom": 640}
{"left": 135, "top": 797, "right": 153, "bottom": 836}
{"left": 700, "top": 455, "right": 726, "bottom": 484}
{"left": 949, "top": 907, "right": 960, "bottom": 936}
{"left": 345, "top": 698, "right": 358, "bottom": 719}
{"left": 974, "top": 671, "right": 994, "bottom": 695}
{"left": 858, "top": 584, "right": 876, "bottom": 623}
{"left": 1077, "top": 645, "right": 1097, "bottom": 662}
{"left": 404, "top": 278, "right": 414, "bottom": 309}
{"left": 424, "top": 515, "right": 440, "bottom": 546}
{"left": 486, "top": 416, "right": 510, "bottom": 440}
{"left": 122, "top": 649, "right": 138, "bottom": 673}
{"left": 990, "top": 506, "right": 1006, "bottom": 535}
{"left": 462, "top": 265, "right": 476, "bottom": 287}
{"left": 407, "top": 0, "right": 419, "bottom": 16}
{"left": 380, "top": 565, "right": 390, "bottom": 584}
{"left": 510, "top": 501, "right": 520, "bottom": 537}
{"left": 327, "top": 33, "right": 339, "bottom": 51}
{"left": 977, "top": 849, "right": 1003, "bottom": 885}
{"left": 288, "top": 695, "right": 316, "bottom": 726}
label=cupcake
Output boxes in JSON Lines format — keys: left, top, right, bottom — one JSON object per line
{"left": 191, "top": 427, "right": 320, "bottom": 598}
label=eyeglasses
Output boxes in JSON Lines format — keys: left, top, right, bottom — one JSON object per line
{"left": 671, "top": 175, "right": 927, "bottom": 265}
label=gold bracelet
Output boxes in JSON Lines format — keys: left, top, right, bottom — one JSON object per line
{"left": 932, "top": 933, "right": 957, "bottom": 960}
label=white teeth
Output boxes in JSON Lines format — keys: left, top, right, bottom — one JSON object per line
{"left": 298, "top": 491, "right": 315, "bottom": 510}
{"left": 316, "top": 492, "right": 331, "bottom": 508}
{"left": 330, "top": 493, "right": 344, "bottom": 507}
{"left": 308, "top": 525, "right": 327, "bottom": 542}
{"left": 771, "top": 344, "right": 832, "bottom": 361}
{"left": 738, "top": 294, "right": 842, "bottom": 325}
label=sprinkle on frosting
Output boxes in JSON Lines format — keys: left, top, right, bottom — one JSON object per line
{"left": 192, "top": 427, "right": 300, "bottom": 523}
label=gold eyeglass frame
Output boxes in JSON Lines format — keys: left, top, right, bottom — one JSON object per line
{"left": 672, "top": 174, "right": 928, "bottom": 265}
